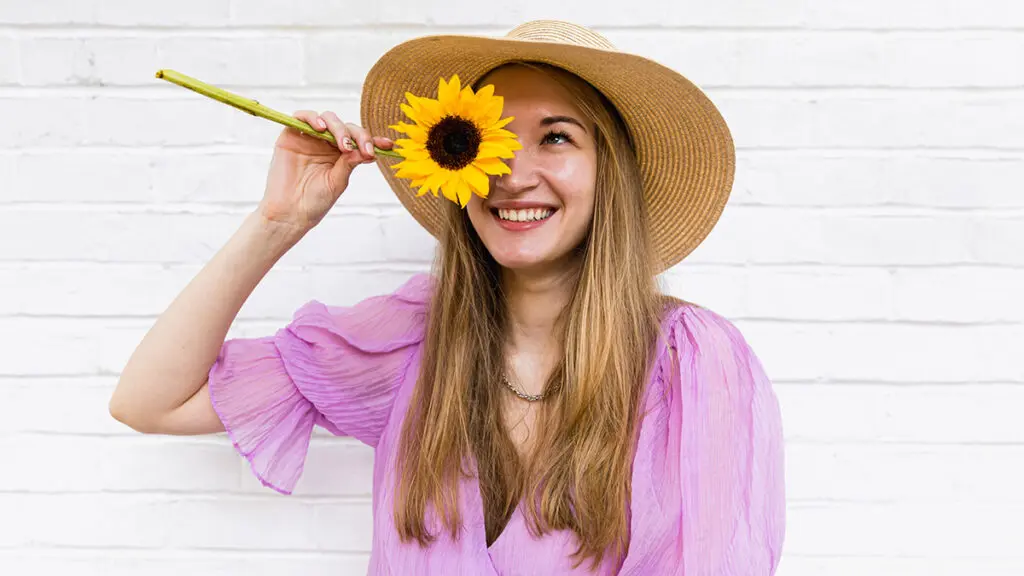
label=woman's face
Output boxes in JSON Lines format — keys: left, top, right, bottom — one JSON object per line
{"left": 466, "top": 66, "right": 598, "bottom": 274}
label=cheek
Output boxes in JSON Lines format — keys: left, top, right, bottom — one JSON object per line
{"left": 466, "top": 195, "right": 490, "bottom": 233}
{"left": 549, "top": 156, "right": 597, "bottom": 234}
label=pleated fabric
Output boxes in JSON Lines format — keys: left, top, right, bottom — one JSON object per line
{"left": 208, "top": 274, "right": 785, "bottom": 574}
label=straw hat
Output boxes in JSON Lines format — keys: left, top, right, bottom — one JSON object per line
{"left": 360, "top": 20, "right": 735, "bottom": 271}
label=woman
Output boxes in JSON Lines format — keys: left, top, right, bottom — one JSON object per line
{"left": 110, "top": 20, "right": 785, "bottom": 575}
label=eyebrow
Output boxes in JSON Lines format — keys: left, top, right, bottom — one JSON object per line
{"left": 540, "top": 115, "right": 587, "bottom": 133}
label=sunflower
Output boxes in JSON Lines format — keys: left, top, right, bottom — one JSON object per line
{"left": 389, "top": 75, "right": 522, "bottom": 207}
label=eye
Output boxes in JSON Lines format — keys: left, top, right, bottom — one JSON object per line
{"left": 541, "top": 130, "right": 573, "bottom": 146}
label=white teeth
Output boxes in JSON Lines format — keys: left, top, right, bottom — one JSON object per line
{"left": 497, "top": 208, "right": 552, "bottom": 223}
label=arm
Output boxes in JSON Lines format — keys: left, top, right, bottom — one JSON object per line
{"left": 672, "top": 305, "right": 786, "bottom": 574}
{"left": 109, "top": 109, "right": 389, "bottom": 436}
{"left": 109, "top": 212, "right": 303, "bottom": 435}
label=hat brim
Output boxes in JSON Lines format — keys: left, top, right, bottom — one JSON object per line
{"left": 360, "top": 33, "right": 735, "bottom": 271}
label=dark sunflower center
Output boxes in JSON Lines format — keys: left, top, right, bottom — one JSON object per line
{"left": 426, "top": 115, "right": 482, "bottom": 170}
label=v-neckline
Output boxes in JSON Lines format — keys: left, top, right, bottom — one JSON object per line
{"left": 486, "top": 500, "right": 522, "bottom": 551}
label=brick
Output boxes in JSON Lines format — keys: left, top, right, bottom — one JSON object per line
{"left": 0, "top": 550, "right": 369, "bottom": 576}
{"left": 786, "top": 500, "right": 1022, "bottom": 558}
{"left": 0, "top": 93, "right": 366, "bottom": 149}
{"left": 660, "top": 266, "right": 750, "bottom": 318}
{"left": 738, "top": 321, "right": 1024, "bottom": 383}
{"left": 0, "top": 35, "right": 19, "bottom": 84}
{"left": 606, "top": 31, "right": 1024, "bottom": 88}
{"left": 807, "top": 1, "right": 1024, "bottom": 29}
{"left": 93, "top": 0, "right": 231, "bottom": 27}
{"left": 0, "top": 210, "right": 406, "bottom": 265}
{"left": 734, "top": 153, "right": 1024, "bottom": 208}
{"left": 412, "top": 1, "right": 805, "bottom": 28}
{"left": 892, "top": 267, "right": 1024, "bottom": 322}
{"left": 0, "top": 262, "right": 423, "bottom": 318}
{"left": 0, "top": 435, "right": 243, "bottom": 493}
{"left": 716, "top": 93, "right": 1024, "bottom": 150}
{"left": 0, "top": 378, "right": 123, "bottom": 435}
{"left": 0, "top": 149, "right": 396, "bottom": 206}
{"left": 743, "top": 267, "right": 894, "bottom": 321}
{"left": 972, "top": 216, "right": 1024, "bottom": 266}
{"left": 609, "top": 265, "right": 1022, "bottom": 324}
{"left": 305, "top": 31, "right": 426, "bottom": 87}
{"left": 0, "top": 0, "right": 94, "bottom": 25}
{"left": 5, "top": 93, "right": 1020, "bottom": 151}
{"left": 229, "top": 0, "right": 430, "bottom": 26}
{"left": 18, "top": 36, "right": 303, "bottom": 87}
{"left": 0, "top": 493, "right": 372, "bottom": 550}
{"left": 777, "top": 383, "right": 1024, "bottom": 445}
{"left": 308, "top": 28, "right": 1019, "bottom": 89}
{"left": 1, "top": 151, "right": 157, "bottom": 203}
{"left": 688, "top": 207, "right": 1004, "bottom": 267}
{"left": 786, "top": 443, "right": 1024, "bottom": 505}
{"left": 780, "top": 556, "right": 1024, "bottom": 576}
{"left": 0, "top": 0, "right": 231, "bottom": 26}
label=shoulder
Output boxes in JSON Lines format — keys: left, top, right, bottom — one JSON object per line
{"left": 648, "top": 300, "right": 786, "bottom": 573}
{"left": 285, "top": 273, "right": 435, "bottom": 353}
{"left": 654, "top": 297, "right": 773, "bottom": 407}
{"left": 658, "top": 297, "right": 755, "bottom": 360}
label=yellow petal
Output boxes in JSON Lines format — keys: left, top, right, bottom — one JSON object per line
{"left": 460, "top": 164, "right": 490, "bottom": 198}
{"left": 423, "top": 169, "right": 451, "bottom": 196}
{"left": 389, "top": 121, "right": 428, "bottom": 143}
{"left": 399, "top": 103, "right": 422, "bottom": 125}
{"left": 394, "top": 138, "right": 425, "bottom": 151}
{"left": 457, "top": 85, "right": 479, "bottom": 117}
{"left": 478, "top": 95, "right": 504, "bottom": 126}
{"left": 482, "top": 128, "right": 518, "bottom": 142}
{"left": 475, "top": 84, "right": 495, "bottom": 101}
{"left": 440, "top": 179, "right": 459, "bottom": 204}
{"left": 438, "top": 75, "right": 461, "bottom": 111}
{"left": 477, "top": 141, "right": 517, "bottom": 159}
{"left": 473, "top": 157, "right": 512, "bottom": 176}
{"left": 455, "top": 177, "right": 473, "bottom": 207}
{"left": 394, "top": 158, "right": 441, "bottom": 179}
{"left": 489, "top": 116, "right": 515, "bottom": 131}
{"left": 420, "top": 98, "right": 444, "bottom": 126}
{"left": 396, "top": 147, "right": 430, "bottom": 161}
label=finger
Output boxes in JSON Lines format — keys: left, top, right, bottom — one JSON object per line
{"left": 320, "top": 112, "right": 357, "bottom": 153}
{"left": 372, "top": 136, "right": 395, "bottom": 150}
{"left": 292, "top": 110, "right": 327, "bottom": 132}
{"left": 345, "top": 122, "right": 375, "bottom": 160}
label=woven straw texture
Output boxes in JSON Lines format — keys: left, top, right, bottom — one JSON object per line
{"left": 360, "top": 20, "right": 735, "bottom": 271}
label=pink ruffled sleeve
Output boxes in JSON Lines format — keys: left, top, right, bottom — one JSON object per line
{"left": 666, "top": 304, "right": 786, "bottom": 574}
{"left": 207, "top": 274, "right": 432, "bottom": 495}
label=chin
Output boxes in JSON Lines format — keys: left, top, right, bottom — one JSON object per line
{"left": 489, "top": 246, "right": 579, "bottom": 274}
{"left": 490, "top": 251, "right": 548, "bottom": 271}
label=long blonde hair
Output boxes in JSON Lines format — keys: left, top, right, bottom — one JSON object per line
{"left": 395, "top": 62, "right": 664, "bottom": 569}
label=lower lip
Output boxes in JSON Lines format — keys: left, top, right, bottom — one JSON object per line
{"left": 492, "top": 210, "right": 555, "bottom": 231}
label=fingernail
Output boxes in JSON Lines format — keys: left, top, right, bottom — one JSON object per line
{"left": 343, "top": 137, "right": 356, "bottom": 150}
{"left": 317, "top": 117, "right": 326, "bottom": 129}
{"left": 364, "top": 142, "right": 374, "bottom": 155}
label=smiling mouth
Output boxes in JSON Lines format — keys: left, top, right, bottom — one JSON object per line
{"left": 492, "top": 207, "right": 556, "bottom": 223}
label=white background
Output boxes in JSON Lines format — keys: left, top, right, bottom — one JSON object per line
{"left": 2, "top": 1, "right": 1023, "bottom": 574}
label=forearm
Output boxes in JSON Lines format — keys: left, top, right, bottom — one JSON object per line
{"left": 110, "top": 211, "right": 305, "bottom": 430}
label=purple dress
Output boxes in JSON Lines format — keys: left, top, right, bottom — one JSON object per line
{"left": 208, "top": 274, "right": 786, "bottom": 575}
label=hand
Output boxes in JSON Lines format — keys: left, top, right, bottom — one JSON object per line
{"left": 256, "top": 110, "right": 394, "bottom": 235}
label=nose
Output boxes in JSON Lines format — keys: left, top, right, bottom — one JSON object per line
{"left": 494, "top": 146, "right": 540, "bottom": 196}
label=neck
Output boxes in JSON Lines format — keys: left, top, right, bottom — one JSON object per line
{"left": 500, "top": 260, "right": 578, "bottom": 354}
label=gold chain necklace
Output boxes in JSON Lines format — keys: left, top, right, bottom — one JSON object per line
{"left": 501, "top": 373, "right": 547, "bottom": 402}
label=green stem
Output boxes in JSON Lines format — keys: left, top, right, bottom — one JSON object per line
{"left": 154, "top": 69, "right": 402, "bottom": 158}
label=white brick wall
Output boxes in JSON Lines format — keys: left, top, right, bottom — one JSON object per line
{"left": 2, "top": 1, "right": 1022, "bottom": 574}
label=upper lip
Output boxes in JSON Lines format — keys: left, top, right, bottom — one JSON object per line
{"left": 487, "top": 200, "right": 558, "bottom": 210}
